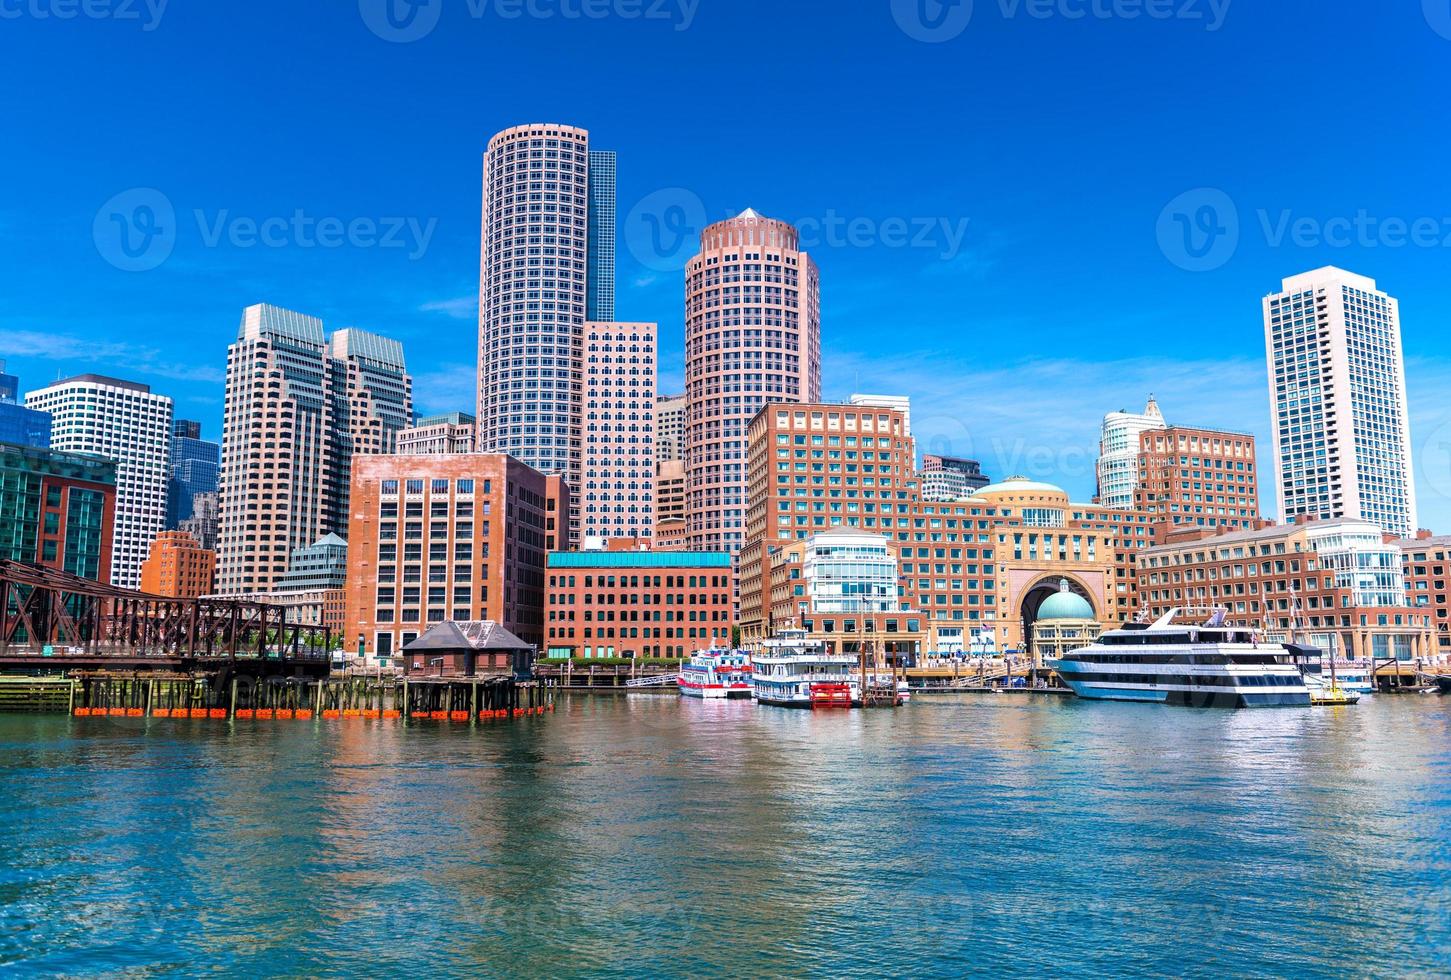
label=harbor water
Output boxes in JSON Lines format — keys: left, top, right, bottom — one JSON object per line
{"left": 1, "top": 694, "right": 1447, "bottom": 977}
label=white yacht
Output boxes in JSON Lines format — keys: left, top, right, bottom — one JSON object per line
{"left": 1045, "top": 607, "right": 1313, "bottom": 708}
{"left": 677, "top": 648, "right": 753, "bottom": 699}
{"left": 751, "top": 629, "right": 861, "bottom": 708}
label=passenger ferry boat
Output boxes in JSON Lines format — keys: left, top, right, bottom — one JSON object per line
{"left": 1045, "top": 607, "right": 1313, "bottom": 708}
{"left": 751, "top": 629, "right": 861, "bottom": 708}
{"left": 677, "top": 648, "right": 753, "bottom": 699}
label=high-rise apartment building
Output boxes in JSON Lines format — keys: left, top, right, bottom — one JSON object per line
{"left": 655, "top": 393, "right": 686, "bottom": 463}
{"left": 477, "top": 123, "right": 617, "bottom": 490}
{"left": 580, "top": 321, "right": 655, "bottom": 543}
{"left": 1263, "top": 267, "right": 1417, "bottom": 537}
{"left": 167, "top": 418, "right": 220, "bottom": 528}
{"left": 684, "top": 209, "right": 822, "bottom": 552}
{"left": 217, "top": 304, "right": 412, "bottom": 595}
{"left": 1096, "top": 396, "right": 1166, "bottom": 510}
{"left": 26, "top": 374, "right": 173, "bottom": 589}
{"left": 919, "top": 454, "right": 990, "bottom": 501}
{"left": 399, "top": 413, "right": 476, "bottom": 455}
{"left": 1134, "top": 426, "right": 1260, "bottom": 534}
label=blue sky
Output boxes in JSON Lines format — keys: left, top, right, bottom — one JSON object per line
{"left": 2, "top": 0, "right": 1450, "bottom": 527}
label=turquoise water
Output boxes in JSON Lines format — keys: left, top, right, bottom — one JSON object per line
{"left": 1, "top": 694, "right": 1448, "bottom": 978}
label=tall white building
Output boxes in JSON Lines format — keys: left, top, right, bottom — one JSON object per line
{"left": 655, "top": 394, "right": 686, "bottom": 463}
{"left": 26, "top": 375, "right": 173, "bottom": 589}
{"left": 1096, "top": 396, "right": 1165, "bottom": 510}
{"left": 580, "top": 321, "right": 656, "bottom": 543}
{"left": 477, "top": 123, "right": 617, "bottom": 492}
{"left": 1263, "top": 267, "right": 1417, "bottom": 538}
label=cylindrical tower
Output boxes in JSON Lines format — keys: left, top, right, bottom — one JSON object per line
{"left": 478, "top": 123, "right": 592, "bottom": 484}
{"left": 684, "top": 208, "right": 821, "bottom": 553}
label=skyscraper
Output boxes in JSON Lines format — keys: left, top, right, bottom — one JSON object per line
{"left": 167, "top": 418, "right": 220, "bottom": 528}
{"left": 587, "top": 149, "right": 617, "bottom": 321}
{"left": 580, "top": 321, "right": 655, "bottom": 542}
{"left": 217, "top": 303, "right": 411, "bottom": 595}
{"left": 26, "top": 374, "right": 173, "bottom": 589}
{"left": 0, "top": 360, "right": 51, "bottom": 449}
{"left": 1096, "top": 396, "right": 1166, "bottom": 510}
{"left": 655, "top": 394, "right": 686, "bottom": 463}
{"left": 477, "top": 123, "right": 617, "bottom": 493}
{"left": 1263, "top": 267, "right": 1417, "bottom": 537}
{"left": 684, "top": 209, "right": 822, "bottom": 553}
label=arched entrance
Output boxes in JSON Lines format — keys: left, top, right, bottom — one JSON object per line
{"left": 1020, "top": 576, "right": 1096, "bottom": 658}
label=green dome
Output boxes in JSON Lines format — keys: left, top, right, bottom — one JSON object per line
{"left": 1037, "top": 586, "right": 1095, "bottom": 621}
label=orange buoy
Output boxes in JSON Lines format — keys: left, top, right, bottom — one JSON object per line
{"left": 254, "top": 708, "right": 274, "bottom": 720}
{"left": 322, "top": 709, "right": 341, "bottom": 720}
{"left": 189, "top": 708, "right": 208, "bottom": 719}
{"left": 342, "top": 709, "right": 362, "bottom": 719}
{"left": 235, "top": 708, "right": 255, "bottom": 719}
{"left": 275, "top": 709, "right": 294, "bottom": 720}
{"left": 151, "top": 708, "right": 169, "bottom": 718}
{"left": 126, "top": 708, "right": 144, "bottom": 718}
{"left": 108, "top": 707, "right": 127, "bottom": 717}
{"left": 449, "top": 710, "right": 470, "bottom": 722}
{"left": 382, "top": 709, "right": 401, "bottom": 719}
{"left": 295, "top": 709, "right": 313, "bottom": 720}
{"left": 362, "top": 709, "right": 380, "bottom": 719}
{"left": 73, "top": 707, "right": 90, "bottom": 717}
{"left": 209, "top": 708, "right": 227, "bottom": 720}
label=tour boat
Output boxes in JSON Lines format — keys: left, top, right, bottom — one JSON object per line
{"left": 676, "top": 648, "right": 753, "bottom": 699}
{"left": 1045, "top": 607, "right": 1312, "bottom": 708}
{"left": 751, "top": 629, "right": 861, "bottom": 708}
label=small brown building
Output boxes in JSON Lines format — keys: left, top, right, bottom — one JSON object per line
{"left": 401, "top": 620, "right": 535, "bottom": 678}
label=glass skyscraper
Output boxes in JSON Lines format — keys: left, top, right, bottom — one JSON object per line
{"left": 167, "top": 418, "right": 220, "bottom": 527}
{"left": 587, "top": 149, "right": 617, "bottom": 321}
{"left": 0, "top": 360, "right": 51, "bottom": 449}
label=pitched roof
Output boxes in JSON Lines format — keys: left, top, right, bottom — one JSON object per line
{"left": 402, "top": 621, "right": 534, "bottom": 652}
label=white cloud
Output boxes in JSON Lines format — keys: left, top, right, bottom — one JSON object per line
{"left": 420, "top": 296, "right": 477, "bottom": 320}
{"left": 0, "top": 328, "right": 225, "bottom": 384}
{"left": 412, "top": 363, "right": 476, "bottom": 416}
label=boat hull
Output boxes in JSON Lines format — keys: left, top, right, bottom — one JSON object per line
{"left": 1055, "top": 676, "right": 1310, "bottom": 708}
{"left": 677, "top": 679, "right": 751, "bottom": 699}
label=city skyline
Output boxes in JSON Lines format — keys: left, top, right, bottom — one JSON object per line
{"left": 4, "top": 5, "right": 1451, "bottom": 529}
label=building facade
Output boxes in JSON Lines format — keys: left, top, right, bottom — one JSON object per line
{"left": 684, "top": 209, "right": 822, "bottom": 552}
{"left": 0, "top": 444, "right": 115, "bottom": 581}
{"left": 1263, "top": 267, "right": 1417, "bottom": 537}
{"left": 849, "top": 394, "right": 912, "bottom": 435}
{"left": 655, "top": 393, "right": 686, "bottom": 463}
{"left": 919, "top": 454, "right": 990, "bottom": 501}
{"left": 1139, "top": 518, "right": 1432, "bottom": 662}
{"left": 398, "top": 413, "right": 476, "bottom": 455}
{"left": 1400, "top": 532, "right": 1451, "bottom": 658}
{"left": 139, "top": 530, "right": 216, "bottom": 598}
{"left": 544, "top": 550, "right": 732, "bottom": 659}
{"left": 1134, "top": 426, "right": 1260, "bottom": 534}
{"left": 343, "top": 454, "right": 564, "bottom": 661}
{"left": 179, "top": 491, "right": 218, "bottom": 551}
{"left": 167, "top": 418, "right": 220, "bottom": 528}
{"left": 26, "top": 374, "right": 173, "bottom": 589}
{"left": 581, "top": 321, "right": 656, "bottom": 543}
{"left": 477, "top": 123, "right": 616, "bottom": 490}
{"left": 1096, "top": 396, "right": 1165, "bottom": 510}
{"left": 0, "top": 360, "right": 51, "bottom": 449}
{"left": 217, "top": 304, "right": 412, "bottom": 595}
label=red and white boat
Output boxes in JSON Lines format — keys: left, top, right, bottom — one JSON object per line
{"left": 677, "top": 648, "right": 753, "bottom": 699}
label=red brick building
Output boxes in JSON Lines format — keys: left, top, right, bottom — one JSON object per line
{"left": 1134, "top": 426, "right": 1261, "bottom": 534}
{"left": 1400, "top": 532, "right": 1451, "bottom": 658}
{"left": 139, "top": 530, "right": 216, "bottom": 598}
{"left": 0, "top": 444, "right": 116, "bottom": 582}
{"left": 344, "top": 454, "right": 569, "bottom": 662}
{"left": 544, "top": 550, "right": 733, "bottom": 658}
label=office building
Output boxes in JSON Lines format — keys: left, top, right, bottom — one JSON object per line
{"left": 398, "top": 413, "right": 476, "bottom": 455}
{"left": 477, "top": 123, "right": 617, "bottom": 490}
{"left": 217, "top": 303, "right": 412, "bottom": 595}
{"left": 580, "top": 321, "right": 656, "bottom": 543}
{"left": 1263, "top": 267, "right": 1417, "bottom": 537}
{"left": 139, "top": 530, "right": 216, "bottom": 598}
{"left": 343, "top": 454, "right": 567, "bottom": 661}
{"left": 1096, "top": 396, "right": 1165, "bottom": 510}
{"left": 26, "top": 374, "right": 173, "bottom": 589}
{"left": 1134, "top": 426, "right": 1260, "bottom": 534}
{"left": 0, "top": 443, "right": 115, "bottom": 581}
{"left": 919, "top": 454, "right": 990, "bottom": 501}
{"left": 544, "top": 549, "right": 732, "bottom": 659}
{"left": 167, "top": 418, "right": 220, "bottom": 527}
{"left": 655, "top": 393, "right": 686, "bottom": 463}
{"left": 179, "top": 491, "right": 219, "bottom": 551}
{"left": 0, "top": 360, "right": 51, "bottom": 449}
{"left": 684, "top": 209, "right": 822, "bottom": 552}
